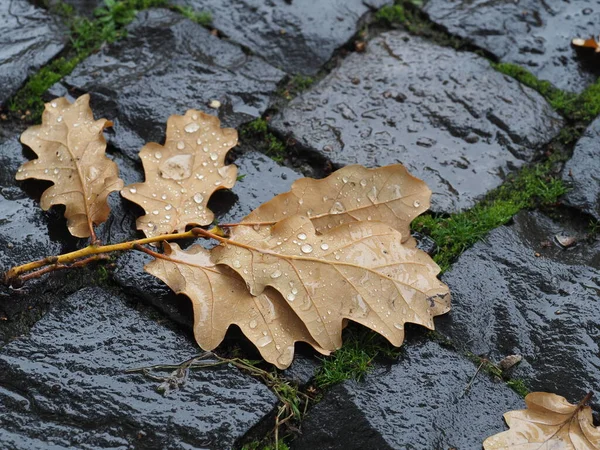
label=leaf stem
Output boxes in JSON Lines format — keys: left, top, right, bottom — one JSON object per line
{"left": 3, "top": 228, "right": 217, "bottom": 285}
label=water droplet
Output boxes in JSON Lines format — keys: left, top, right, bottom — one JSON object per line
{"left": 270, "top": 270, "right": 283, "bottom": 279}
{"left": 165, "top": 204, "right": 172, "bottom": 210}
{"left": 301, "top": 244, "right": 313, "bottom": 254}
{"left": 291, "top": 287, "right": 298, "bottom": 295}
{"left": 56, "top": 116, "right": 63, "bottom": 122}
{"left": 152, "top": 210, "right": 159, "bottom": 215}
{"left": 184, "top": 122, "right": 200, "bottom": 133}
{"left": 232, "top": 260, "right": 241, "bottom": 268}
{"left": 320, "top": 243, "right": 329, "bottom": 250}
{"left": 147, "top": 222, "right": 154, "bottom": 229}
{"left": 51, "top": 102, "right": 57, "bottom": 108}
{"left": 394, "top": 323, "right": 404, "bottom": 330}
{"left": 209, "top": 153, "right": 218, "bottom": 161}
{"left": 413, "top": 200, "right": 421, "bottom": 207}
{"left": 367, "top": 186, "right": 378, "bottom": 202}
{"left": 44, "top": 169, "right": 49, "bottom": 174}
{"left": 256, "top": 335, "right": 272, "bottom": 347}
{"left": 297, "top": 233, "right": 307, "bottom": 240}
{"left": 53, "top": 168, "right": 59, "bottom": 175}
{"left": 217, "top": 166, "right": 229, "bottom": 178}
{"left": 214, "top": 181, "right": 222, "bottom": 186}
{"left": 249, "top": 319, "right": 258, "bottom": 329}
{"left": 193, "top": 193, "right": 204, "bottom": 204}
{"left": 196, "top": 138, "right": 203, "bottom": 146}
{"left": 360, "top": 179, "right": 367, "bottom": 187}
{"left": 160, "top": 154, "right": 194, "bottom": 180}
{"left": 329, "top": 201, "right": 345, "bottom": 215}
{"left": 154, "top": 151, "right": 162, "bottom": 159}
{"left": 342, "top": 176, "right": 348, "bottom": 183}
{"left": 286, "top": 293, "right": 296, "bottom": 302}
{"left": 177, "top": 141, "right": 185, "bottom": 150}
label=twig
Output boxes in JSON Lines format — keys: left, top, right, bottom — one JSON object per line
{"left": 16, "top": 254, "right": 111, "bottom": 285}
{"left": 463, "top": 360, "right": 485, "bottom": 395}
{"left": 3, "top": 226, "right": 223, "bottom": 286}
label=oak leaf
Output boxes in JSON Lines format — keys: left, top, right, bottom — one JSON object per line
{"left": 239, "top": 164, "right": 430, "bottom": 243}
{"left": 211, "top": 215, "right": 450, "bottom": 351}
{"left": 484, "top": 392, "right": 600, "bottom": 449}
{"left": 17, "top": 95, "right": 124, "bottom": 238}
{"left": 121, "top": 110, "right": 237, "bottom": 238}
{"left": 145, "top": 242, "right": 328, "bottom": 369}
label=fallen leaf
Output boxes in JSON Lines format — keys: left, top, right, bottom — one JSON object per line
{"left": 484, "top": 392, "right": 600, "bottom": 449}
{"left": 121, "top": 110, "right": 237, "bottom": 238}
{"left": 239, "top": 164, "right": 430, "bottom": 243}
{"left": 145, "top": 242, "right": 329, "bottom": 369}
{"left": 17, "top": 95, "right": 124, "bottom": 238}
{"left": 572, "top": 37, "right": 600, "bottom": 52}
{"left": 211, "top": 215, "right": 450, "bottom": 351}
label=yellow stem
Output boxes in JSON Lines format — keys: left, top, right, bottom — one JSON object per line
{"left": 3, "top": 229, "right": 207, "bottom": 283}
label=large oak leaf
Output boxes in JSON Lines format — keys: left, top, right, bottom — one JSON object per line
{"left": 145, "top": 242, "right": 329, "bottom": 369}
{"left": 484, "top": 392, "right": 600, "bottom": 449}
{"left": 211, "top": 215, "right": 450, "bottom": 351}
{"left": 121, "top": 111, "right": 237, "bottom": 238}
{"left": 239, "top": 164, "right": 429, "bottom": 243}
{"left": 17, "top": 95, "right": 124, "bottom": 238}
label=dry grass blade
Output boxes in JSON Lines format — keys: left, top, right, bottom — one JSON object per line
{"left": 121, "top": 111, "right": 237, "bottom": 238}
{"left": 211, "top": 215, "right": 450, "bottom": 351}
{"left": 239, "top": 164, "right": 430, "bottom": 242}
{"left": 17, "top": 95, "right": 124, "bottom": 239}
{"left": 484, "top": 392, "right": 600, "bottom": 449}
{"left": 144, "top": 243, "right": 329, "bottom": 369}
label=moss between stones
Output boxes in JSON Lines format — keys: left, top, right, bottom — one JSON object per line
{"left": 240, "top": 118, "right": 288, "bottom": 163}
{"left": 278, "top": 75, "right": 315, "bottom": 101}
{"left": 413, "top": 158, "right": 568, "bottom": 272}
{"left": 8, "top": 0, "right": 211, "bottom": 120}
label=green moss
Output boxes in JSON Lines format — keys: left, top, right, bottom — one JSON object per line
{"left": 241, "top": 119, "right": 287, "bottom": 163}
{"left": 375, "top": 4, "right": 407, "bottom": 24}
{"left": 413, "top": 159, "right": 568, "bottom": 271}
{"left": 506, "top": 379, "right": 530, "bottom": 397}
{"left": 314, "top": 330, "right": 400, "bottom": 388}
{"left": 492, "top": 62, "right": 600, "bottom": 122}
{"left": 279, "top": 75, "right": 315, "bottom": 100}
{"left": 173, "top": 6, "right": 212, "bottom": 27}
{"left": 241, "top": 443, "right": 290, "bottom": 450}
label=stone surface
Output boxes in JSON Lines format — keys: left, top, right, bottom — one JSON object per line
{"left": 293, "top": 337, "right": 524, "bottom": 449}
{"left": 562, "top": 116, "right": 600, "bottom": 220}
{"left": 423, "top": 0, "right": 600, "bottom": 93}
{"left": 0, "top": 287, "right": 277, "bottom": 449}
{"left": 173, "top": 0, "right": 390, "bottom": 75}
{"left": 271, "top": 31, "right": 563, "bottom": 213}
{"left": 440, "top": 212, "right": 600, "bottom": 411}
{"left": 53, "top": 9, "right": 285, "bottom": 161}
{"left": 0, "top": 0, "right": 67, "bottom": 106}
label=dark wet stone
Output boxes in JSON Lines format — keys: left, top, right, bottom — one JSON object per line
{"left": 282, "top": 353, "right": 320, "bottom": 387}
{"left": 53, "top": 9, "right": 285, "bottom": 160}
{"left": 271, "top": 31, "right": 563, "bottom": 213}
{"left": 0, "top": 287, "right": 277, "bottom": 449}
{"left": 0, "top": 0, "right": 67, "bottom": 106}
{"left": 293, "top": 337, "right": 523, "bottom": 449}
{"left": 423, "top": 0, "right": 600, "bottom": 93}
{"left": 440, "top": 211, "right": 600, "bottom": 411}
{"left": 562, "top": 116, "right": 600, "bottom": 220}
{"left": 173, "top": 0, "right": 390, "bottom": 75}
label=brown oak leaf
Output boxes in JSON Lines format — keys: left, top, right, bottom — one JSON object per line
{"left": 484, "top": 392, "right": 600, "bottom": 449}
{"left": 17, "top": 95, "right": 124, "bottom": 238}
{"left": 211, "top": 215, "right": 450, "bottom": 351}
{"left": 121, "top": 110, "right": 237, "bottom": 238}
{"left": 145, "top": 242, "right": 328, "bottom": 369}
{"left": 239, "top": 164, "right": 430, "bottom": 243}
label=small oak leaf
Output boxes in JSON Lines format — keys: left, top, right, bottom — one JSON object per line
{"left": 240, "top": 164, "right": 430, "bottom": 243}
{"left": 145, "top": 243, "right": 329, "bottom": 369}
{"left": 212, "top": 215, "right": 450, "bottom": 351}
{"left": 121, "top": 110, "right": 237, "bottom": 238}
{"left": 484, "top": 392, "right": 600, "bottom": 449}
{"left": 17, "top": 95, "right": 124, "bottom": 238}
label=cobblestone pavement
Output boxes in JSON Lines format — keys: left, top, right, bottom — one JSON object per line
{"left": 0, "top": 1, "right": 599, "bottom": 449}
